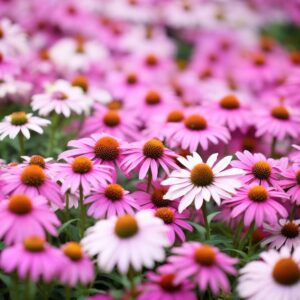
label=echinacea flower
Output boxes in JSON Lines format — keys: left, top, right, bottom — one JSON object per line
{"left": 58, "top": 242, "right": 94, "bottom": 287}
{"left": 238, "top": 247, "right": 300, "bottom": 300}
{"left": 132, "top": 179, "right": 179, "bottom": 210}
{"left": 80, "top": 105, "right": 140, "bottom": 141}
{"left": 154, "top": 207, "right": 193, "bottom": 244}
{"left": 231, "top": 150, "right": 284, "bottom": 188}
{"left": 138, "top": 267, "right": 196, "bottom": 300}
{"left": 20, "top": 155, "right": 55, "bottom": 176}
{"left": 2, "top": 164, "right": 63, "bottom": 209}
{"left": 120, "top": 138, "right": 178, "bottom": 180}
{"left": 162, "top": 152, "right": 244, "bottom": 212}
{"left": 280, "top": 164, "right": 300, "bottom": 204}
{"left": 85, "top": 182, "right": 139, "bottom": 219}
{"left": 254, "top": 103, "right": 300, "bottom": 140}
{"left": 0, "top": 111, "right": 50, "bottom": 140}
{"left": 59, "top": 133, "right": 125, "bottom": 170}
{"left": 81, "top": 210, "right": 170, "bottom": 273}
{"left": 204, "top": 94, "right": 252, "bottom": 132}
{"left": 225, "top": 184, "right": 288, "bottom": 226}
{"left": 0, "top": 236, "right": 61, "bottom": 282}
{"left": 55, "top": 156, "right": 112, "bottom": 195}
{"left": 167, "top": 242, "right": 238, "bottom": 295}
{"left": 167, "top": 111, "right": 230, "bottom": 152}
{"left": 0, "top": 193, "right": 60, "bottom": 245}
{"left": 262, "top": 219, "right": 300, "bottom": 251}
{"left": 31, "top": 79, "right": 90, "bottom": 117}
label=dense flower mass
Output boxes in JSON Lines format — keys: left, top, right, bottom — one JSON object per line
{"left": 0, "top": 0, "right": 300, "bottom": 299}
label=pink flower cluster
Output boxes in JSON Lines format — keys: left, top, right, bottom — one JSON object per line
{"left": 0, "top": 0, "right": 300, "bottom": 299}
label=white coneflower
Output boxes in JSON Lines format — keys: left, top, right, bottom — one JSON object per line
{"left": 162, "top": 152, "right": 244, "bottom": 212}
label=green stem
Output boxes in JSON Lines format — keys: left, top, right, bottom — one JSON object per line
{"left": 79, "top": 185, "right": 86, "bottom": 238}
{"left": 271, "top": 137, "right": 277, "bottom": 158}
{"left": 146, "top": 172, "right": 152, "bottom": 193}
{"left": 65, "top": 191, "right": 70, "bottom": 221}
{"left": 17, "top": 133, "right": 25, "bottom": 158}
{"left": 233, "top": 219, "right": 244, "bottom": 248}
{"left": 65, "top": 286, "right": 71, "bottom": 300}
{"left": 202, "top": 202, "right": 210, "bottom": 240}
{"left": 10, "top": 272, "right": 19, "bottom": 300}
{"left": 290, "top": 203, "right": 298, "bottom": 221}
{"left": 24, "top": 277, "right": 31, "bottom": 300}
{"left": 239, "top": 222, "right": 255, "bottom": 251}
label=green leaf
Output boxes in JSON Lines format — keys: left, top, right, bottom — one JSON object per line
{"left": 207, "top": 212, "right": 219, "bottom": 224}
{"left": 58, "top": 218, "right": 79, "bottom": 235}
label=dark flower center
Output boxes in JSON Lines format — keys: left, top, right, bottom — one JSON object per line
{"left": 271, "top": 106, "right": 289, "bottom": 120}
{"left": 151, "top": 188, "right": 170, "bottom": 207}
{"left": 8, "top": 194, "right": 33, "bottom": 215}
{"left": 21, "top": 165, "right": 46, "bottom": 187}
{"left": 190, "top": 163, "right": 214, "bottom": 187}
{"left": 126, "top": 73, "right": 138, "bottom": 85}
{"left": 143, "top": 139, "right": 164, "bottom": 159}
{"left": 248, "top": 185, "right": 268, "bottom": 202}
{"left": 219, "top": 95, "right": 240, "bottom": 110}
{"left": 94, "top": 136, "right": 120, "bottom": 161}
{"left": 159, "top": 274, "right": 182, "bottom": 292}
{"left": 145, "top": 90, "right": 161, "bottom": 105}
{"left": 11, "top": 112, "right": 28, "bottom": 126}
{"left": 194, "top": 245, "right": 216, "bottom": 266}
{"left": 167, "top": 110, "right": 184, "bottom": 123}
{"left": 281, "top": 222, "right": 299, "bottom": 239}
{"left": 104, "top": 184, "right": 124, "bottom": 201}
{"left": 114, "top": 215, "right": 139, "bottom": 239}
{"left": 24, "top": 236, "right": 45, "bottom": 252}
{"left": 63, "top": 242, "right": 83, "bottom": 261}
{"left": 103, "top": 111, "right": 121, "bottom": 127}
{"left": 71, "top": 75, "right": 89, "bottom": 92}
{"left": 155, "top": 207, "right": 174, "bottom": 224}
{"left": 272, "top": 258, "right": 300, "bottom": 286}
{"left": 29, "top": 155, "right": 46, "bottom": 168}
{"left": 184, "top": 114, "right": 207, "bottom": 131}
{"left": 71, "top": 156, "right": 92, "bottom": 174}
{"left": 252, "top": 161, "right": 271, "bottom": 180}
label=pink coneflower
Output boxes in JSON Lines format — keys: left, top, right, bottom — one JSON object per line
{"left": 20, "top": 155, "right": 55, "bottom": 176}
{"left": 81, "top": 211, "right": 170, "bottom": 274}
{"left": 280, "top": 164, "right": 300, "bottom": 204}
{"left": 225, "top": 184, "right": 288, "bottom": 226}
{"left": 138, "top": 268, "right": 196, "bottom": 300}
{"left": 162, "top": 153, "right": 244, "bottom": 212}
{"left": 238, "top": 247, "right": 300, "bottom": 300}
{"left": 254, "top": 103, "right": 300, "bottom": 140}
{"left": 55, "top": 156, "right": 112, "bottom": 195}
{"left": 262, "top": 219, "right": 300, "bottom": 251}
{"left": 2, "top": 164, "right": 63, "bottom": 209}
{"left": 154, "top": 207, "right": 193, "bottom": 244}
{"left": 80, "top": 105, "right": 140, "bottom": 141}
{"left": 132, "top": 179, "right": 179, "bottom": 210}
{"left": 231, "top": 150, "right": 284, "bottom": 188}
{"left": 85, "top": 182, "right": 139, "bottom": 219}
{"left": 0, "top": 236, "right": 61, "bottom": 282}
{"left": 120, "top": 138, "right": 178, "bottom": 180}
{"left": 167, "top": 242, "right": 238, "bottom": 295}
{"left": 204, "top": 94, "right": 252, "bottom": 132}
{"left": 31, "top": 79, "right": 90, "bottom": 117}
{"left": 167, "top": 111, "right": 230, "bottom": 152}
{"left": 58, "top": 242, "right": 94, "bottom": 287}
{"left": 0, "top": 111, "right": 50, "bottom": 140}
{"left": 59, "top": 133, "right": 125, "bottom": 170}
{"left": 0, "top": 193, "right": 60, "bottom": 245}
{"left": 128, "top": 87, "right": 175, "bottom": 122}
